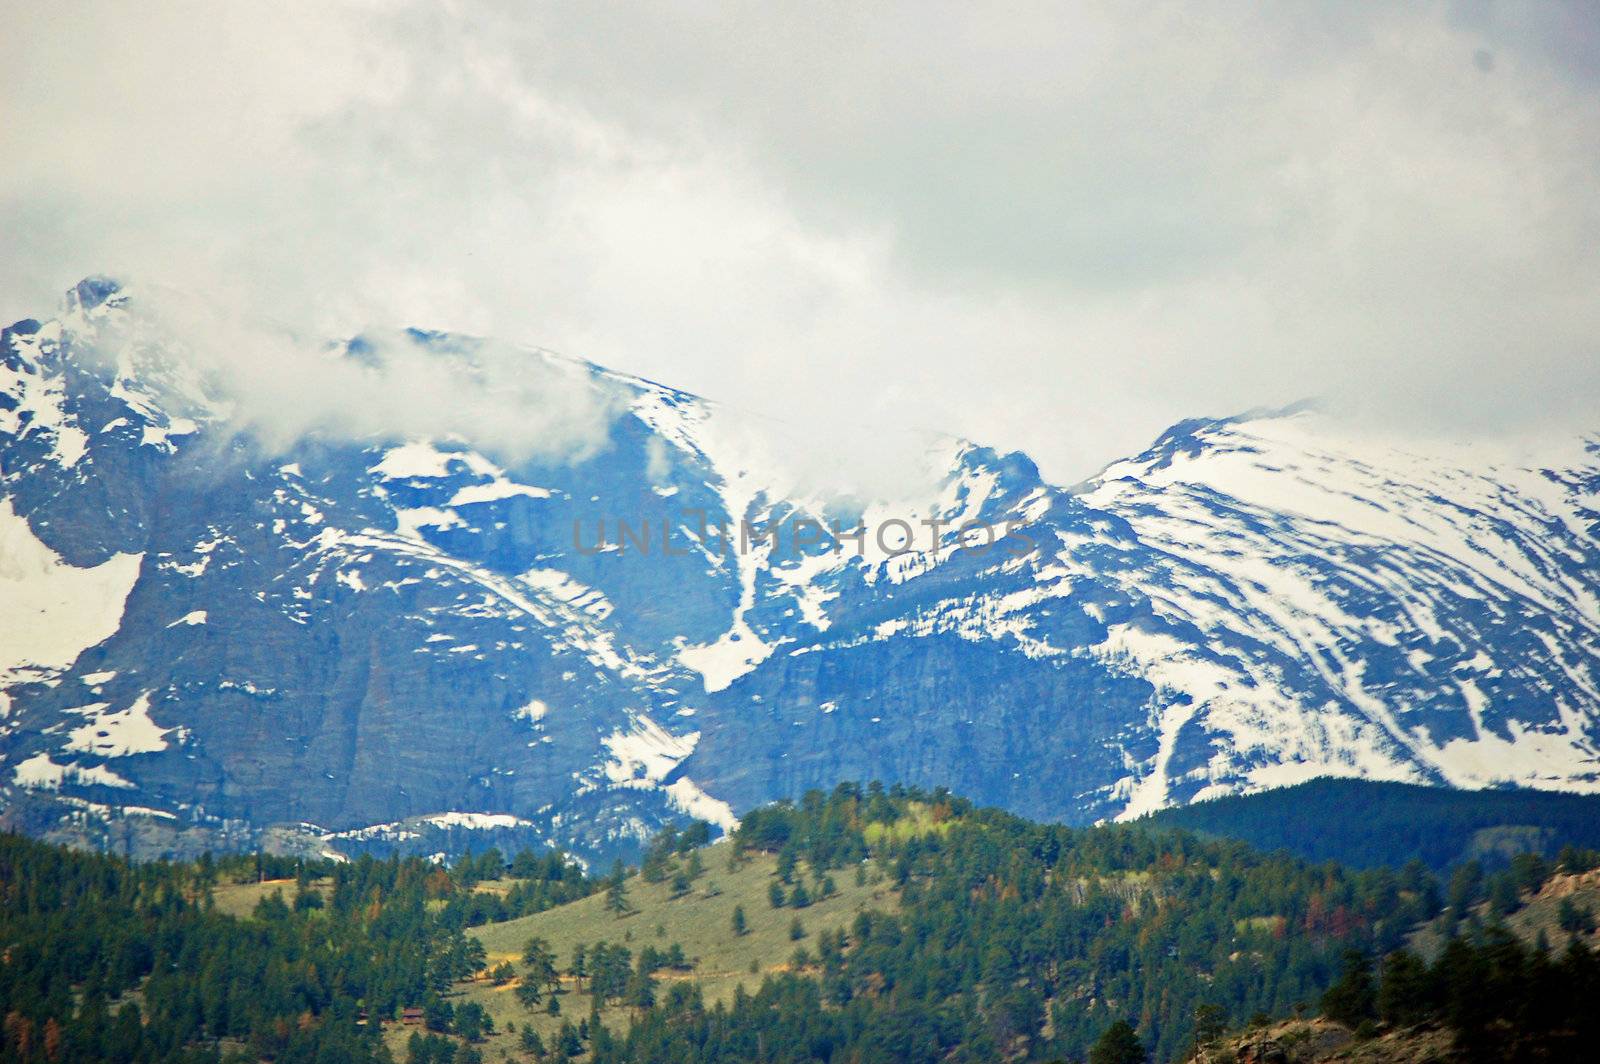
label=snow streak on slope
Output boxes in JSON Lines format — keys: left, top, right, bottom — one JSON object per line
{"left": 625, "top": 382, "right": 829, "bottom": 692}
{"left": 630, "top": 378, "right": 1051, "bottom": 694}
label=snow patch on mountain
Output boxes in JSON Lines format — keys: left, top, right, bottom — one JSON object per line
{"left": 63, "top": 693, "right": 173, "bottom": 758}
{"left": 448, "top": 479, "right": 551, "bottom": 506}
{"left": 662, "top": 778, "right": 739, "bottom": 833}
{"left": 599, "top": 717, "right": 737, "bottom": 830}
{"left": 0, "top": 497, "right": 143, "bottom": 685}
{"left": 322, "top": 811, "right": 541, "bottom": 844}
{"left": 13, "top": 751, "right": 135, "bottom": 791}
{"left": 602, "top": 717, "right": 698, "bottom": 785}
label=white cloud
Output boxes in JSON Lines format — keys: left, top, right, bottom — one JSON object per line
{"left": 112, "top": 288, "right": 624, "bottom": 465}
{"left": 3, "top": 2, "right": 1597, "bottom": 484}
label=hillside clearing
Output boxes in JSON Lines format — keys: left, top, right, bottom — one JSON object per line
{"left": 378, "top": 842, "right": 896, "bottom": 1058}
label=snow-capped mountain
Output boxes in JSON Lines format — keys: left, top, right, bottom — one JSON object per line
{"left": 686, "top": 409, "right": 1600, "bottom": 830}
{"left": 3, "top": 278, "right": 1598, "bottom": 862}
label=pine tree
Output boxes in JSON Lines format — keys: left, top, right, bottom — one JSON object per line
{"left": 570, "top": 944, "right": 587, "bottom": 987}
{"left": 1487, "top": 872, "right": 1521, "bottom": 917}
{"left": 1192, "top": 1002, "right": 1226, "bottom": 1047}
{"left": 523, "top": 936, "right": 555, "bottom": 969}
{"left": 1376, "top": 949, "right": 1429, "bottom": 1027}
{"left": 605, "top": 867, "right": 630, "bottom": 915}
{"left": 523, "top": 935, "right": 560, "bottom": 999}
{"left": 626, "top": 957, "right": 658, "bottom": 1011}
{"left": 1446, "top": 861, "right": 1483, "bottom": 918}
{"left": 732, "top": 905, "right": 748, "bottom": 936}
{"left": 455, "top": 1001, "right": 487, "bottom": 1042}
{"left": 1089, "top": 1019, "right": 1146, "bottom": 1064}
{"left": 1558, "top": 897, "right": 1595, "bottom": 935}
{"left": 1322, "top": 949, "right": 1377, "bottom": 1027}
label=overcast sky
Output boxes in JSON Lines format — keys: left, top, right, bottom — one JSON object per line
{"left": 3, "top": 1, "right": 1598, "bottom": 481}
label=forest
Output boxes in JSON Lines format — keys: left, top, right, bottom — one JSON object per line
{"left": 0, "top": 839, "right": 591, "bottom": 1062}
{"left": 2, "top": 781, "right": 1597, "bottom": 1062}
{"left": 1144, "top": 776, "right": 1600, "bottom": 870}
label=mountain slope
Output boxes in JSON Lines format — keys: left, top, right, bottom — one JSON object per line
{"left": 1142, "top": 777, "right": 1600, "bottom": 870}
{"left": 1082, "top": 411, "right": 1600, "bottom": 806}
{"left": 2, "top": 278, "right": 1598, "bottom": 862}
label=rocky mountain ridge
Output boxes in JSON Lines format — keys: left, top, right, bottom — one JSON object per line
{"left": 3, "top": 278, "right": 1598, "bottom": 861}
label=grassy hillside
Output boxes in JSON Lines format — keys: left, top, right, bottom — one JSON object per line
{"left": 432, "top": 842, "right": 896, "bottom": 1059}
{"left": 1143, "top": 777, "right": 1600, "bottom": 870}
{"left": 210, "top": 876, "right": 328, "bottom": 918}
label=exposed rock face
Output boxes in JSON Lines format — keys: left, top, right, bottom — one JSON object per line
{"left": 3, "top": 279, "right": 1599, "bottom": 862}
{"left": 1190, "top": 1019, "right": 1456, "bottom": 1063}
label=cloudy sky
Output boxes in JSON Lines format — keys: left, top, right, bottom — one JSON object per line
{"left": 3, "top": 1, "right": 1598, "bottom": 481}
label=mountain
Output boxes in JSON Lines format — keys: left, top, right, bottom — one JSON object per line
{"left": 3, "top": 278, "right": 1599, "bottom": 863}
{"left": 1142, "top": 778, "right": 1600, "bottom": 871}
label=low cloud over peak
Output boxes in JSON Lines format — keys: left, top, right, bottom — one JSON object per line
{"left": 54, "top": 280, "right": 626, "bottom": 469}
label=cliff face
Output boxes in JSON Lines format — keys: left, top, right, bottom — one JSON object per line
{"left": 4, "top": 279, "right": 1600, "bottom": 863}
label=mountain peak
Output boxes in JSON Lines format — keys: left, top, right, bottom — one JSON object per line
{"left": 64, "top": 275, "right": 125, "bottom": 314}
